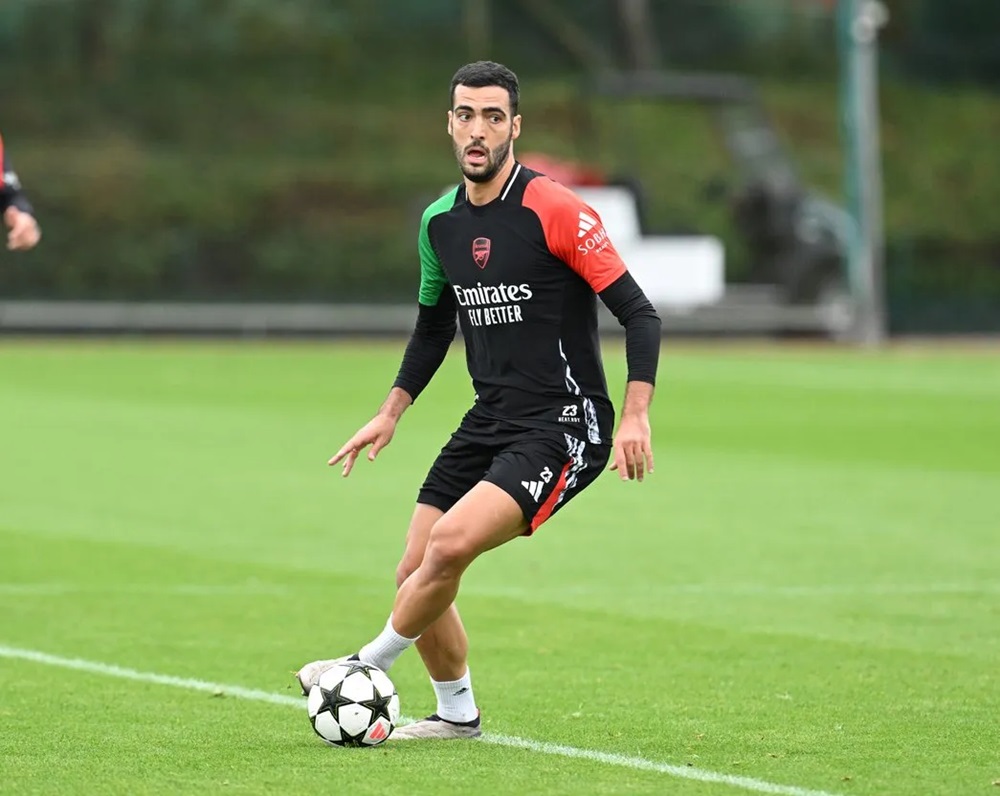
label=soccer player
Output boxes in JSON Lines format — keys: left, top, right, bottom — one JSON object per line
{"left": 297, "top": 61, "right": 661, "bottom": 740}
{"left": 0, "top": 133, "right": 41, "bottom": 251}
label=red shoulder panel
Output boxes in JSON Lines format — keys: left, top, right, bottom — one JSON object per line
{"left": 522, "top": 176, "right": 626, "bottom": 293}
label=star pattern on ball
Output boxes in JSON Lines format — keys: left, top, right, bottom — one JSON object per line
{"left": 308, "top": 663, "right": 397, "bottom": 747}
{"left": 358, "top": 688, "right": 394, "bottom": 725}
{"left": 317, "top": 680, "right": 355, "bottom": 719}
{"left": 340, "top": 663, "right": 373, "bottom": 680}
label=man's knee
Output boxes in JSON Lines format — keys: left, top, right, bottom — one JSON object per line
{"left": 395, "top": 554, "right": 419, "bottom": 588}
{"left": 423, "top": 516, "right": 479, "bottom": 576}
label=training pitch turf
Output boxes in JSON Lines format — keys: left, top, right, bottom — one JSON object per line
{"left": 0, "top": 340, "right": 997, "bottom": 795}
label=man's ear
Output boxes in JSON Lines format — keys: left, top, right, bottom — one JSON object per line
{"left": 447, "top": 110, "right": 454, "bottom": 137}
{"left": 511, "top": 114, "right": 522, "bottom": 140}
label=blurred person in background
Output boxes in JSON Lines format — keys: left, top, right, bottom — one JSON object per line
{"left": 1, "top": 133, "right": 41, "bottom": 251}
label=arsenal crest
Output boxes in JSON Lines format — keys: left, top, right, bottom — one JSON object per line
{"left": 472, "top": 237, "right": 491, "bottom": 269}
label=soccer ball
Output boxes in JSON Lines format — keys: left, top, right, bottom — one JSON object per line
{"left": 306, "top": 661, "right": 400, "bottom": 747}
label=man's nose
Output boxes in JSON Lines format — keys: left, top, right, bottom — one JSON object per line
{"left": 469, "top": 115, "right": 488, "bottom": 139}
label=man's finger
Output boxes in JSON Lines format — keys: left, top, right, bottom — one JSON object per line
{"left": 16, "top": 222, "right": 37, "bottom": 243}
{"left": 341, "top": 449, "right": 359, "bottom": 478}
{"left": 368, "top": 435, "right": 388, "bottom": 461}
{"left": 626, "top": 445, "right": 638, "bottom": 481}
{"left": 634, "top": 444, "right": 645, "bottom": 482}
{"left": 614, "top": 447, "right": 629, "bottom": 481}
{"left": 6, "top": 213, "right": 33, "bottom": 249}
{"left": 9, "top": 228, "right": 34, "bottom": 250}
{"left": 643, "top": 442, "right": 655, "bottom": 477}
{"left": 328, "top": 438, "right": 360, "bottom": 466}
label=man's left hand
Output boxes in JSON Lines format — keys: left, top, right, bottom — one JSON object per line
{"left": 610, "top": 412, "right": 654, "bottom": 482}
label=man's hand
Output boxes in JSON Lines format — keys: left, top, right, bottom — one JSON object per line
{"left": 610, "top": 412, "right": 654, "bottom": 482}
{"left": 609, "top": 381, "right": 655, "bottom": 482}
{"left": 328, "top": 414, "right": 398, "bottom": 477}
{"left": 328, "top": 387, "right": 413, "bottom": 477}
{"left": 4, "top": 207, "right": 40, "bottom": 251}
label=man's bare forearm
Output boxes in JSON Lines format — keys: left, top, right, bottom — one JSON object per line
{"left": 377, "top": 387, "right": 414, "bottom": 421}
{"left": 621, "top": 380, "right": 654, "bottom": 418}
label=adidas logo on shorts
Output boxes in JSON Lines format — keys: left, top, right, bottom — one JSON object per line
{"left": 521, "top": 480, "right": 543, "bottom": 501}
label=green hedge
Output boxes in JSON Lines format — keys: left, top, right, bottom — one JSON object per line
{"left": 1, "top": 1, "right": 998, "bottom": 332}
{"left": 886, "top": 238, "right": 1000, "bottom": 334}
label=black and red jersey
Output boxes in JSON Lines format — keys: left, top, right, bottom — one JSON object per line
{"left": 411, "top": 163, "right": 646, "bottom": 444}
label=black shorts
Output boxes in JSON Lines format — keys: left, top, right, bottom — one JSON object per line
{"left": 417, "top": 415, "right": 612, "bottom": 534}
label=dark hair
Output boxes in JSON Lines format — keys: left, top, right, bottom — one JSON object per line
{"left": 450, "top": 61, "right": 520, "bottom": 116}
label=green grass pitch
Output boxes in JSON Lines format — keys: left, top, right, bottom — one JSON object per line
{"left": 0, "top": 339, "right": 997, "bottom": 795}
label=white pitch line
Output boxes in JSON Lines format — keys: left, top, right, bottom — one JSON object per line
{"left": 0, "top": 644, "right": 842, "bottom": 796}
{"left": 479, "top": 733, "right": 839, "bottom": 796}
{"left": 0, "top": 644, "right": 301, "bottom": 707}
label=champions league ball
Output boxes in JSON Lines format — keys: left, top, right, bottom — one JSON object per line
{"left": 306, "top": 661, "right": 400, "bottom": 747}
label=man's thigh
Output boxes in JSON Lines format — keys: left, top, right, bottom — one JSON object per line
{"left": 417, "top": 429, "right": 499, "bottom": 515}
{"left": 483, "top": 430, "right": 612, "bottom": 534}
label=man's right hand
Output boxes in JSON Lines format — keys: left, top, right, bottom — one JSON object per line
{"left": 4, "top": 207, "right": 40, "bottom": 251}
{"left": 328, "top": 414, "right": 398, "bottom": 477}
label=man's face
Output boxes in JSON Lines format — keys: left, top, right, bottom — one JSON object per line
{"left": 448, "top": 85, "right": 521, "bottom": 184}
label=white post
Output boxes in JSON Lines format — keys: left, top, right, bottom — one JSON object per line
{"left": 839, "top": 0, "right": 890, "bottom": 345}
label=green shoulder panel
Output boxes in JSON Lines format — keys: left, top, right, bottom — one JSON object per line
{"left": 417, "top": 186, "right": 459, "bottom": 306}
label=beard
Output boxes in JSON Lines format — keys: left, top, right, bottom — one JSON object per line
{"left": 454, "top": 132, "right": 513, "bottom": 184}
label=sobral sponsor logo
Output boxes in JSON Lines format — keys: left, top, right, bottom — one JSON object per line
{"left": 452, "top": 281, "right": 533, "bottom": 327}
{"left": 576, "top": 210, "right": 610, "bottom": 256}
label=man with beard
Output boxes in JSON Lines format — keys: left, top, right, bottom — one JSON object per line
{"left": 1, "top": 133, "right": 41, "bottom": 251}
{"left": 296, "top": 61, "right": 661, "bottom": 740}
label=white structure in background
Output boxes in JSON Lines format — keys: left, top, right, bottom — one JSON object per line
{"left": 0, "top": 185, "right": 727, "bottom": 336}
{"left": 574, "top": 185, "right": 725, "bottom": 310}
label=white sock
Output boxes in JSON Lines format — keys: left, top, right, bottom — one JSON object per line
{"left": 357, "top": 615, "right": 418, "bottom": 673}
{"left": 431, "top": 668, "right": 478, "bottom": 723}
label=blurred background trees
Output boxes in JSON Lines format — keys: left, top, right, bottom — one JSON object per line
{"left": 1, "top": 0, "right": 997, "bottom": 331}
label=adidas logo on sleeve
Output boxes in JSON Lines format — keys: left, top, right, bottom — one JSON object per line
{"left": 577, "top": 210, "right": 598, "bottom": 237}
